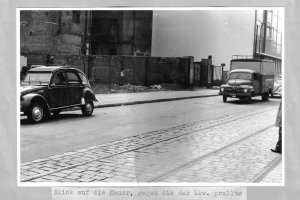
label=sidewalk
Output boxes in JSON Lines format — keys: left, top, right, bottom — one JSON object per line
{"left": 94, "top": 88, "right": 220, "bottom": 108}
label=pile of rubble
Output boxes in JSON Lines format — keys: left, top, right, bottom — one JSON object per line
{"left": 92, "top": 83, "right": 185, "bottom": 94}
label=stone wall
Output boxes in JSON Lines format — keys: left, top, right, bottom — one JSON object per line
{"left": 22, "top": 54, "right": 193, "bottom": 90}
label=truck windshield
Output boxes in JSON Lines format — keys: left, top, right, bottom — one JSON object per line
{"left": 22, "top": 72, "right": 52, "bottom": 85}
{"left": 229, "top": 72, "right": 252, "bottom": 80}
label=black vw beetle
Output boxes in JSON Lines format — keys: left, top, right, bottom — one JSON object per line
{"left": 20, "top": 66, "right": 98, "bottom": 123}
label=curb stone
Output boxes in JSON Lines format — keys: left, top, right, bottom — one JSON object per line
{"left": 94, "top": 94, "right": 219, "bottom": 109}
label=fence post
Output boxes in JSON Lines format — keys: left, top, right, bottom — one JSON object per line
{"left": 82, "top": 55, "right": 86, "bottom": 75}
{"left": 120, "top": 56, "right": 124, "bottom": 86}
{"left": 132, "top": 57, "right": 136, "bottom": 92}
{"left": 145, "top": 58, "right": 149, "bottom": 86}
{"left": 108, "top": 57, "right": 111, "bottom": 93}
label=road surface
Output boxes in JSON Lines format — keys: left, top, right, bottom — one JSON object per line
{"left": 20, "top": 95, "right": 282, "bottom": 183}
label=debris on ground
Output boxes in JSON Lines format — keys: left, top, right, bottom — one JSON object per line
{"left": 150, "top": 84, "right": 162, "bottom": 90}
{"left": 91, "top": 83, "right": 191, "bottom": 94}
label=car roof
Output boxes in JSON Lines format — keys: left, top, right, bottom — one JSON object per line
{"left": 230, "top": 69, "right": 256, "bottom": 73}
{"left": 28, "top": 66, "right": 81, "bottom": 73}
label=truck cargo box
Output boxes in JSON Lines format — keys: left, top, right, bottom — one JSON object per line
{"left": 230, "top": 59, "right": 275, "bottom": 75}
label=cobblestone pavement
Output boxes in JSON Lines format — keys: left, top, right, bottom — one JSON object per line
{"left": 160, "top": 126, "right": 281, "bottom": 183}
{"left": 260, "top": 161, "right": 282, "bottom": 183}
{"left": 21, "top": 106, "right": 281, "bottom": 183}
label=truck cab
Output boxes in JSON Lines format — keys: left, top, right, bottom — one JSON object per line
{"left": 219, "top": 58, "right": 275, "bottom": 103}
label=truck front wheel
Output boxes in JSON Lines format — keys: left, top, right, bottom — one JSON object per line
{"left": 246, "top": 96, "right": 252, "bottom": 104}
{"left": 223, "top": 95, "right": 227, "bottom": 102}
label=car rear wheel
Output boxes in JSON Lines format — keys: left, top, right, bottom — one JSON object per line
{"left": 81, "top": 100, "right": 94, "bottom": 116}
{"left": 27, "top": 101, "right": 44, "bottom": 123}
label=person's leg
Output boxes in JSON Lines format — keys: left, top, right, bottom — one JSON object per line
{"left": 277, "top": 127, "right": 282, "bottom": 152}
{"left": 271, "top": 127, "right": 282, "bottom": 154}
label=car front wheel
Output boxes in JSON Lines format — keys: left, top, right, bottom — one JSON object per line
{"left": 81, "top": 100, "right": 94, "bottom": 116}
{"left": 27, "top": 101, "right": 44, "bottom": 123}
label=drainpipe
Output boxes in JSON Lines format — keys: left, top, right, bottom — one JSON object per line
{"left": 83, "top": 11, "right": 88, "bottom": 55}
{"left": 57, "top": 11, "right": 62, "bottom": 35}
{"left": 132, "top": 11, "right": 136, "bottom": 55}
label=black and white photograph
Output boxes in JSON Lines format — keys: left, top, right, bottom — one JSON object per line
{"left": 4, "top": 0, "right": 300, "bottom": 199}
{"left": 18, "top": 8, "right": 284, "bottom": 185}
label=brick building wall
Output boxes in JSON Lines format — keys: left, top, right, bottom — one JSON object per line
{"left": 20, "top": 10, "right": 152, "bottom": 60}
{"left": 20, "top": 10, "right": 87, "bottom": 56}
{"left": 20, "top": 11, "right": 59, "bottom": 54}
{"left": 90, "top": 11, "right": 152, "bottom": 56}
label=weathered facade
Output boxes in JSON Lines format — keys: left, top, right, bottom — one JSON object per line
{"left": 20, "top": 11, "right": 88, "bottom": 55}
{"left": 20, "top": 10, "right": 197, "bottom": 92}
{"left": 91, "top": 11, "right": 153, "bottom": 56}
{"left": 20, "top": 10, "right": 153, "bottom": 57}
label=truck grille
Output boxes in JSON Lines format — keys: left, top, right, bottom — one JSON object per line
{"left": 224, "top": 87, "right": 244, "bottom": 93}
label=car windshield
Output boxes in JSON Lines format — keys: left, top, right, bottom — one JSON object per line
{"left": 229, "top": 72, "right": 252, "bottom": 80}
{"left": 22, "top": 72, "right": 52, "bottom": 85}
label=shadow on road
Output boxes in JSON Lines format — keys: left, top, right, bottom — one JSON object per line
{"left": 225, "top": 97, "right": 281, "bottom": 105}
{"left": 21, "top": 113, "right": 96, "bottom": 125}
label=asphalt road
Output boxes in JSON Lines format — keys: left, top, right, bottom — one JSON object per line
{"left": 20, "top": 95, "right": 281, "bottom": 163}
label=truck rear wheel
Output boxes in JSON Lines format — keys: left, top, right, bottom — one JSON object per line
{"left": 223, "top": 95, "right": 227, "bottom": 102}
{"left": 262, "top": 93, "right": 269, "bottom": 101}
{"left": 269, "top": 89, "right": 274, "bottom": 97}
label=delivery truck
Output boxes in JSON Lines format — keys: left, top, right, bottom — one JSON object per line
{"left": 219, "top": 58, "right": 275, "bottom": 103}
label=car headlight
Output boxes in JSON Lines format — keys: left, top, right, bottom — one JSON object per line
{"left": 244, "top": 88, "right": 248, "bottom": 93}
{"left": 220, "top": 88, "right": 224, "bottom": 92}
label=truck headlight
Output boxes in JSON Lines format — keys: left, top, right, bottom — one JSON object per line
{"left": 244, "top": 88, "right": 248, "bottom": 93}
{"left": 220, "top": 88, "right": 224, "bottom": 92}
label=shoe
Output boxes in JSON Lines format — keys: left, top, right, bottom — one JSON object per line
{"left": 271, "top": 148, "right": 282, "bottom": 154}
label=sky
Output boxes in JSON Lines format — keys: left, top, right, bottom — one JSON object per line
{"left": 151, "top": 10, "right": 255, "bottom": 71}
